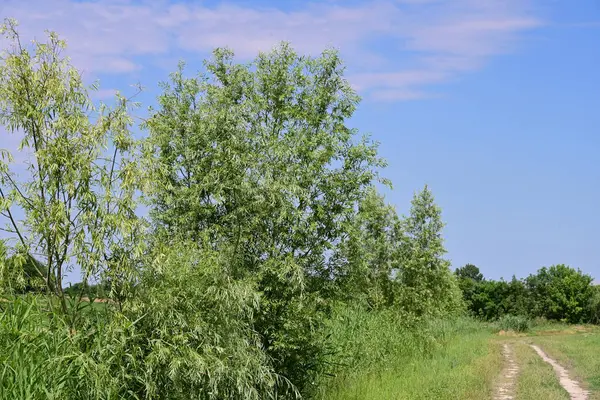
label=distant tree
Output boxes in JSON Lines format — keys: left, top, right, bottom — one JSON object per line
{"left": 526, "top": 264, "right": 593, "bottom": 323}
{"left": 395, "top": 185, "right": 463, "bottom": 317}
{"left": 455, "top": 264, "right": 484, "bottom": 282}
{"left": 454, "top": 264, "right": 484, "bottom": 312}
{"left": 506, "top": 275, "right": 529, "bottom": 316}
{"left": 588, "top": 284, "right": 600, "bottom": 324}
{"left": 63, "top": 281, "right": 109, "bottom": 298}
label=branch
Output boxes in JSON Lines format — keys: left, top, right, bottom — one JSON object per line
{"left": 0, "top": 172, "right": 33, "bottom": 208}
{"left": 0, "top": 186, "right": 46, "bottom": 282}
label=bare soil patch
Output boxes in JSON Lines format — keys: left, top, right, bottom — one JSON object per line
{"left": 494, "top": 343, "right": 519, "bottom": 400}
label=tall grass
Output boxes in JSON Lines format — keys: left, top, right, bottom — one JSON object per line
{"left": 311, "top": 305, "right": 498, "bottom": 399}
{"left": 0, "top": 295, "right": 118, "bottom": 399}
{"left": 496, "top": 314, "right": 531, "bottom": 332}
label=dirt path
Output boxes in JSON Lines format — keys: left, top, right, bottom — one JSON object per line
{"left": 529, "top": 344, "right": 590, "bottom": 400}
{"left": 494, "top": 343, "right": 520, "bottom": 400}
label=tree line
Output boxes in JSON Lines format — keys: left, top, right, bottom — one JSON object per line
{"left": 455, "top": 263, "right": 600, "bottom": 324}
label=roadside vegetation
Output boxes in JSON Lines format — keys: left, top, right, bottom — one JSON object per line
{"left": 0, "top": 18, "right": 598, "bottom": 399}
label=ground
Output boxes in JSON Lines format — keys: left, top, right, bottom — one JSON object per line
{"left": 319, "top": 322, "right": 600, "bottom": 400}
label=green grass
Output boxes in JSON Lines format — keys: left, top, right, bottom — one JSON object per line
{"left": 513, "top": 340, "right": 569, "bottom": 400}
{"left": 318, "top": 319, "right": 502, "bottom": 400}
{"left": 528, "top": 325, "right": 600, "bottom": 400}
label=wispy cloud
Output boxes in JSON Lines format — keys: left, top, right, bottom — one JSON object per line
{"left": 0, "top": 0, "right": 543, "bottom": 101}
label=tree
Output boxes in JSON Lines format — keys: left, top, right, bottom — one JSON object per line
{"left": 141, "top": 43, "right": 387, "bottom": 392}
{"left": 454, "top": 264, "right": 484, "bottom": 312}
{"left": 588, "top": 284, "right": 600, "bottom": 324}
{"left": 329, "top": 187, "right": 400, "bottom": 308}
{"left": 455, "top": 264, "right": 484, "bottom": 282}
{"left": 525, "top": 264, "right": 593, "bottom": 323}
{"left": 0, "top": 19, "right": 144, "bottom": 319}
{"left": 395, "top": 185, "right": 463, "bottom": 317}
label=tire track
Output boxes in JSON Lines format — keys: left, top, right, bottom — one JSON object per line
{"left": 530, "top": 344, "right": 590, "bottom": 400}
{"left": 494, "top": 343, "right": 519, "bottom": 400}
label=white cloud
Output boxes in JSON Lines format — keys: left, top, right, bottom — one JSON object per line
{"left": 0, "top": 0, "right": 543, "bottom": 101}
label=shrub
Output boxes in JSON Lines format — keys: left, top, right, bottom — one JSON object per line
{"left": 496, "top": 314, "right": 531, "bottom": 333}
{"left": 120, "top": 241, "right": 282, "bottom": 399}
{"left": 588, "top": 285, "right": 600, "bottom": 324}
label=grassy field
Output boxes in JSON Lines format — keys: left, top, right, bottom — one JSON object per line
{"left": 319, "top": 321, "right": 502, "bottom": 400}
{"left": 526, "top": 326, "right": 600, "bottom": 400}
{"left": 318, "top": 320, "right": 600, "bottom": 400}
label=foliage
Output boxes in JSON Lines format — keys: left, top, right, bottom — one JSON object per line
{"left": 455, "top": 264, "right": 482, "bottom": 311}
{"left": 0, "top": 19, "right": 496, "bottom": 399}
{"left": 496, "top": 314, "right": 531, "bottom": 332}
{"left": 329, "top": 187, "right": 400, "bottom": 308}
{"left": 0, "top": 19, "right": 144, "bottom": 320}
{"left": 118, "top": 240, "right": 281, "bottom": 399}
{"left": 141, "top": 42, "right": 391, "bottom": 393}
{"left": 467, "top": 277, "right": 528, "bottom": 320}
{"left": 0, "top": 240, "right": 50, "bottom": 294}
{"left": 63, "top": 280, "right": 108, "bottom": 299}
{"left": 525, "top": 264, "right": 594, "bottom": 323}
{"left": 456, "top": 263, "right": 597, "bottom": 325}
{"left": 588, "top": 285, "right": 600, "bottom": 324}
{"left": 394, "top": 186, "right": 463, "bottom": 317}
{"left": 455, "top": 264, "right": 484, "bottom": 282}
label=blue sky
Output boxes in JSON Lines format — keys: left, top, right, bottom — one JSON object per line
{"left": 0, "top": 0, "right": 599, "bottom": 282}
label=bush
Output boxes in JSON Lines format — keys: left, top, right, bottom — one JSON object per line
{"left": 588, "top": 285, "right": 600, "bottom": 324}
{"left": 496, "top": 314, "right": 531, "bottom": 333}
{"left": 120, "top": 241, "right": 281, "bottom": 399}
{"left": 0, "top": 242, "right": 284, "bottom": 400}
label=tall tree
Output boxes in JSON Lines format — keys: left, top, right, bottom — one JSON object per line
{"left": 142, "top": 43, "right": 387, "bottom": 392}
{"left": 395, "top": 185, "right": 462, "bottom": 317}
{"left": 0, "top": 19, "right": 144, "bottom": 317}
{"left": 329, "top": 187, "right": 400, "bottom": 308}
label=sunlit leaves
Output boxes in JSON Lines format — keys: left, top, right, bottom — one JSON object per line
{"left": 0, "top": 18, "right": 144, "bottom": 315}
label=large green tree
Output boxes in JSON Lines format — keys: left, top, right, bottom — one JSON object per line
{"left": 454, "top": 264, "right": 483, "bottom": 312}
{"left": 455, "top": 264, "right": 484, "bottom": 282}
{"left": 142, "top": 43, "right": 387, "bottom": 392}
{"left": 588, "top": 284, "right": 600, "bottom": 324}
{"left": 525, "top": 264, "right": 593, "bottom": 323}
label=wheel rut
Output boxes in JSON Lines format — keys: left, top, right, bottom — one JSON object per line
{"left": 493, "top": 343, "right": 519, "bottom": 400}
{"left": 529, "top": 344, "right": 590, "bottom": 400}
